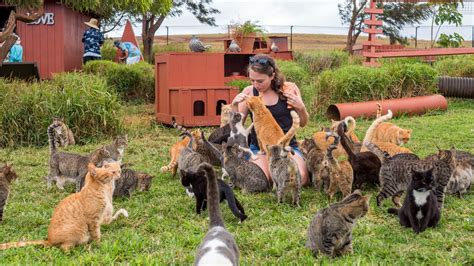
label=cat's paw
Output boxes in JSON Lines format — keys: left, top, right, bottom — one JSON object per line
{"left": 119, "top": 209, "right": 129, "bottom": 218}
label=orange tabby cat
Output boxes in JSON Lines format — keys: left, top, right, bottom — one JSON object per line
{"left": 246, "top": 96, "right": 300, "bottom": 154}
{"left": 220, "top": 103, "right": 232, "bottom": 127}
{"left": 312, "top": 129, "right": 353, "bottom": 159}
{"left": 0, "top": 162, "right": 122, "bottom": 251}
{"left": 371, "top": 104, "right": 412, "bottom": 145}
{"left": 160, "top": 129, "right": 201, "bottom": 176}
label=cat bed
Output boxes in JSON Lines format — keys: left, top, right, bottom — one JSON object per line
{"left": 0, "top": 62, "right": 40, "bottom": 81}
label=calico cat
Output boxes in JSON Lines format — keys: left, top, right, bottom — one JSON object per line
{"left": 50, "top": 117, "right": 75, "bottom": 148}
{"left": 0, "top": 162, "right": 124, "bottom": 250}
{"left": 228, "top": 111, "right": 253, "bottom": 150}
{"left": 46, "top": 125, "right": 112, "bottom": 192}
{"left": 0, "top": 163, "right": 17, "bottom": 222}
{"left": 220, "top": 103, "right": 232, "bottom": 127}
{"left": 194, "top": 163, "right": 240, "bottom": 265}
{"left": 337, "top": 122, "right": 381, "bottom": 190}
{"left": 377, "top": 148, "right": 456, "bottom": 208}
{"left": 160, "top": 136, "right": 190, "bottom": 176}
{"left": 320, "top": 136, "right": 353, "bottom": 202}
{"left": 387, "top": 168, "right": 440, "bottom": 234}
{"left": 267, "top": 144, "right": 302, "bottom": 206}
{"left": 306, "top": 190, "right": 370, "bottom": 257}
{"left": 446, "top": 159, "right": 473, "bottom": 196}
{"left": 113, "top": 167, "right": 154, "bottom": 198}
{"left": 104, "top": 135, "right": 128, "bottom": 163}
{"left": 300, "top": 137, "right": 325, "bottom": 191}
{"left": 180, "top": 162, "right": 247, "bottom": 222}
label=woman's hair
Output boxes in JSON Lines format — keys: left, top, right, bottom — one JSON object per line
{"left": 247, "top": 54, "right": 285, "bottom": 97}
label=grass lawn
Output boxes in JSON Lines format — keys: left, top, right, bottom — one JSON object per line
{"left": 1, "top": 99, "right": 473, "bottom": 264}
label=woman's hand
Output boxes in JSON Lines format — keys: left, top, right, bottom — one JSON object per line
{"left": 283, "top": 91, "right": 305, "bottom": 112}
{"left": 232, "top": 92, "right": 250, "bottom": 106}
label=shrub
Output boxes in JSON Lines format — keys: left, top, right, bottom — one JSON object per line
{"left": 294, "top": 50, "right": 349, "bottom": 75}
{"left": 0, "top": 73, "right": 123, "bottom": 147}
{"left": 101, "top": 39, "right": 117, "bottom": 61}
{"left": 277, "top": 60, "right": 310, "bottom": 84}
{"left": 312, "top": 63, "right": 438, "bottom": 115}
{"left": 225, "top": 79, "right": 251, "bottom": 92}
{"left": 84, "top": 60, "right": 155, "bottom": 102}
{"left": 435, "top": 56, "right": 474, "bottom": 78}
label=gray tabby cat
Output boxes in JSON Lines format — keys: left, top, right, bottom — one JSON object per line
{"left": 267, "top": 144, "right": 302, "bottom": 206}
{"left": 306, "top": 190, "right": 370, "bottom": 257}
{"left": 104, "top": 135, "right": 128, "bottom": 163}
{"left": 300, "top": 137, "right": 325, "bottom": 191}
{"left": 377, "top": 148, "right": 456, "bottom": 208}
{"left": 0, "top": 163, "right": 17, "bottom": 222}
{"left": 446, "top": 159, "right": 473, "bottom": 197}
{"left": 49, "top": 118, "right": 75, "bottom": 148}
{"left": 194, "top": 163, "right": 239, "bottom": 266}
{"left": 113, "top": 167, "right": 154, "bottom": 198}
{"left": 204, "top": 134, "right": 270, "bottom": 193}
{"left": 46, "top": 125, "right": 112, "bottom": 192}
{"left": 178, "top": 132, "right": 206, "bottom": 196}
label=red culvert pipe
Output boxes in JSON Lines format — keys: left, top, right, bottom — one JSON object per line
{"left": 438, "top": 76, "right": 474, "bottom": 98}
{"left": 326, "top": 94, "right": 448, "bottom": 121}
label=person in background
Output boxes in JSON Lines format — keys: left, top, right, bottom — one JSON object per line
{"left": 114, "top": 40, "right": 141, "bottom": 65}
{"left": 6, "top": 33, "right": 23, "bottom": 62}
{"left": 82, "top": 18, "right": 104, "bottom": 65}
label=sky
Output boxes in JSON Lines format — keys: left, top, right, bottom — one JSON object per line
{"left": 111, "top": 0, "right": 474, "bottom": 40}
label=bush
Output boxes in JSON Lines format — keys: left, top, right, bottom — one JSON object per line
{"left": 84, "top": 60, "right": 155, "bottom": 103}
{"left": 225, "top": 79, "right": 251, "bottom": 92}
{"left": 101, "top": 39, "right": 117, "bottom": 61}
{"left": 435, "top": 56, "right": 474, "bottom": 78}
{"left": 312, "top": 63, "right": 438, "bottom": 115}
{"left": 277, "top": 60, "right": 310, "bottom": 84}
{"left": 294, "top": 50, "right": 349, "bottom": 75}
{"left": 0, "top": 73, "right": 124, "bottom": 147}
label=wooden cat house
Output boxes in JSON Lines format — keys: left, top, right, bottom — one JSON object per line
{"left": 155, "top": 52, "right": 240, "bottom": 127}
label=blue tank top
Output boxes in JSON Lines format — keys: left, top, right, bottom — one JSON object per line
{"left": 248, "top": 87, "right": 297, "bottom": 148}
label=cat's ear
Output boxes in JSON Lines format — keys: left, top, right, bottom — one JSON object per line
{"left": 88, "top": 163, "right": 97, "bottom": 177}
{"left": 363, "top": 194, "right": 371, "bottom": 202}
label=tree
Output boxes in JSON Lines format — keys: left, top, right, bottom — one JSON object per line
{"left": 138, "top": 0, "right": 220, "bottom": 63}
{"left": 429, "top": 2, "right": 464, "bottom": 47}
{"left": 338, "top": 1, "right": 431, "bottom": 53}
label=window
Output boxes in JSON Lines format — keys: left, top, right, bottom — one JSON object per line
{"left": 193, "top": 101, "right": 205, "bottom": 116}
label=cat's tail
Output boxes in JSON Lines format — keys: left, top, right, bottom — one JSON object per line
{"left": 365, "top": 142, "right": 391, "bottom": 163}
{"left": 47, "top": 123, "right": 57, "bottom": 154}
{"left": 387, "top": 208, "right": 399, "bottom": 215}
{"left": 172, "top": 117, "right": 191, "bottom": 136}
{"left": 0, "top": 240, "right": 47, "bottom": 250}
{"left": 200, "top": 162, "right": 225, "bottom": 228}
{"left": 361, "top": 109, "right": 393, "bottom": 149}
{"left": 277, "top": 110, "right": 300, "bottom": 146}
{"left": 344, "top": 116, "right": 357, "bottom": 136}
{"left": 160, "top": 161, "right": 178, "bottom": 173}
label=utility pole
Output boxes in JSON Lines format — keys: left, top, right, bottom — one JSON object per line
{"left": 415, "top": 26, "right": 420, "bottom": 48}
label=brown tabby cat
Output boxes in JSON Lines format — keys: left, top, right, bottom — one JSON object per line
{"left": 51, "top": 117, "right": 75, "bottom": 148}
{"left": 306, "top": 190, "right": 370, "bottom": 257}
{"left": 246, "top": 95, "right": 300, "bottom": 154}
{"left": 0, "top": 162, "right": 123, "bottom": 250}
{"left": 0, "top": 163, "right": 17, "bottom": 222}
{"left": 320, "top": 137, "right": 353, "bottom": 202}
{"left": 300, "top": 137, "right": 325, "bottom": 191}
{"left": 220, "top": 103, "right": 232, "bottom": 127}
{"left": 104, "top": 135, "right": 128, "bottom": 163}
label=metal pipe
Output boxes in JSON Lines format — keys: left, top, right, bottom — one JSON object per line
{"left": 415, "top": 26, "right": 420, "bottom": 48}
{"left": 290, "top": 25, "right": 293, "bottom": 51}
{"left": 166, "top": 26, "right": 169, "bottom": 45}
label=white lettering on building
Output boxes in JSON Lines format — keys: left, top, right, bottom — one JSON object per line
{"left": 27, "top": 13, "right": 55, "bottom": 25}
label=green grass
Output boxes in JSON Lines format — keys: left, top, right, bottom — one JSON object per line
{"left": 1, "top": 99, "right": 474, "bottom": 264}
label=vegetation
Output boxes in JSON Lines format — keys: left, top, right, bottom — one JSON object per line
{"left": 294, "top": 50, "right": 350, "bottom": 76}
{"left": 84, "top": 60, "right": 155, "bottom": 103}
{"left": 1, "top": 99, "right": 473, "bottom": 264}
{"left": 225, "top": 79, "right": 251, "bottom": 92}
{"left": 435, "top": 56, "right": 474, "bottom": 78}
{"left": 0, "top": 73, "right": 123, "bottom": 147}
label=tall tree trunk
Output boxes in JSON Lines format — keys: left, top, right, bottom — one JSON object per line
{"left": 142, "top": 14, "right": 166, "bottom": 63}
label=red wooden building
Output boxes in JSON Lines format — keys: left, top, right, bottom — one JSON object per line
{"left": 0, "top": 0, "right": 92, "bottom": 78}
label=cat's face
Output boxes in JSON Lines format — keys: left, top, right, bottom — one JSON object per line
{"left": 137, "top": 173, "right": 153, "bottom": 191}
{"left": 341, "top": 190, "right": 370, "bottom": 218}
{"left": 300, "top": 137, "right": 315, "bottom": 155}
{"left": 114, "top": 135, "right": 128, "bottom": 148}
{"left": 1, "top": 164, "right": 17, "bottom": 183}
{"left": 230, "top": 112, "right": 243, "bottom": 125}
{"left": 88, "top": 162, "right": 121, "bottom": 184}
{"left": 397, "top": 129, "right": 412, "bottom": 144}
{"left": 221, "top": 104, "right": 232, "bottom": 116}
{"left": 412, "top": 168, "right": 435, "bottom": 191}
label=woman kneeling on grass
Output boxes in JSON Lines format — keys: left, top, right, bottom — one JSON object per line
{"left": 231, "top": 54, "right": 310, "bottom": 185}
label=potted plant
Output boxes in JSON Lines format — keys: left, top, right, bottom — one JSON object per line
{"left": 230, "top": 20, "right": 265, "bottom": 53}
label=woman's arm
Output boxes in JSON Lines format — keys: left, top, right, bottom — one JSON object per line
{"left": 282, "top": 83, "right": 309, "bottom": 127}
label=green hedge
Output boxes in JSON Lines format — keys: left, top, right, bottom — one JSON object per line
{"left": 294, "top": 50, "right": 350, "bottom": 75}
{"left": 277, "top": 60, "right": 311, "bottom": 84}
{"left": 312, "top": 63, "right": 438, "bottom": 115}
{"left": 101, "top": 39, "right": 117, "bottom": 61}
{"left": 84, "top": 60, "right": 155, "bottom": 103}
{"left": 0, "top": 73, "right": 123, "bottom": 147}
{"left": 225, "top": 79, "right": 251, "bottom": 92}
{"left": 435, "top": 56, "right": 474, "bottom": 78}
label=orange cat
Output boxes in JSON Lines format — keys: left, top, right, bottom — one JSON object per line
{"left": 246, "top": 96, "right": 300, "bottom": 154}
{"left": 220, "top": 103, "right": 232, "bottom": 127}
{"left": 160, "top": 129, "right": 201, "bottom": 176}
{"left": 312, "top": 129, "right": 358, "bottom": 159}
{"left": 0, "top": 162, "right": 122, "bottom": 251}
{"left": 330, "top": 116, "right": 360, "bottom": 143}
{"left": 372, "top": 103, "right": 412, "bottom": 145}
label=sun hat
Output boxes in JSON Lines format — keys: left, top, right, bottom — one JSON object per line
{"left": 84, "top": 18, "right": 99, "bottom": 30}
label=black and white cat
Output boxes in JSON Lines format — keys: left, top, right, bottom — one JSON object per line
{"left": 387, "top": 168, "right": 441, "bottom": 234}
{"left": 180, "top": 163, "right": 247, "bottom": 222}
{"left": 194, "top": 163, "right": 240, "bottom": 265}
{"left": 228, "top": 111, "right": 253, "bottom": 150}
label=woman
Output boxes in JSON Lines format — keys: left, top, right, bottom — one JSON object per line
{"left": 231, "top": 54, "right": 310, "bottom": 185}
